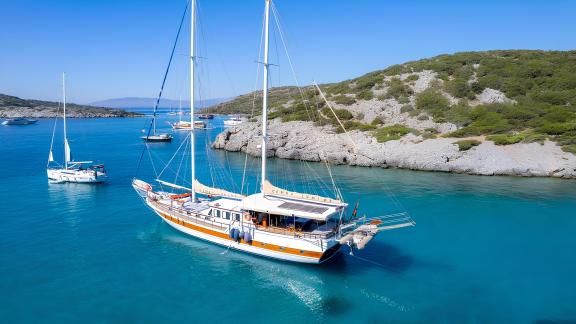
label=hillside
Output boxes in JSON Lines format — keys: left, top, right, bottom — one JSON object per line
{"left": 0, "top": 94, "right": 141, "bottom": 118}
{"left": 210, "top": 50, "right": 576, "bottom": 154}
{"left": 90, "top": 97, "right": 227, "bottom": 109}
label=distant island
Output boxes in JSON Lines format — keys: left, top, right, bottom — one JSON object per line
{"left": 90, "top": 97, "right": 227, "bottom": 109}
{"left": 0, "top": 94, "right": 141, "bottom": 118}
{"left": 212, "top": 50, "right": 576, "bottom": 179}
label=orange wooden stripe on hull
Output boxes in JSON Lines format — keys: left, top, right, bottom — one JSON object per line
{"left": 158, "top": 211, "right": 324, "bottom": 259}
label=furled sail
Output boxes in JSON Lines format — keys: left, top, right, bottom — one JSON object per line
{"left": 48, "top": 150, "right": 54, "bottom": 162}
{"left": 64, "top": 139, "right": 72, "bottom": 162}
{"left": 193, "top": 180, "right": 245, "bottom": 199}
{"left": 262, "top": 180, "right": 344, "bottom": 205}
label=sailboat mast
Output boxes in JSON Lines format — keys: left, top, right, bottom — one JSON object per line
{"left": 190, "top": 0, "right": 196, "bottom": 201}
{"left": 62, "top": 72, "right": 68, "bottom": 169}
{"left": 260, "top": 0, "right": 271, "bottom": 192}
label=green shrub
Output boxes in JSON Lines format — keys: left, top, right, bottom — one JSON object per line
{"left": 454, "top": 139, "right": 481, "bottom": 151}
{"left": 386, "top": 78, "right": 413, "bottom": 100}
{"left": 562, "top": 144, "right": 576, "bottom": 154}
{"left": 487, "top": 133, "right": 525, "bottom": 145}
{"left": 417, "top": 114, "right": 429, "bottom": 120}
{"left": 415, "top": 90, "right": 450, "bottom": 118}
{"left": 400, "top": 105, "right": 413, "bottom": 113}
{"left": 405, "top": 74, "right": 419, "bottom": 82}
{"left": 333, "top": 95, "right": 356, "bottom": 105}
{"left": 321, "top": 107, "right": 353, "bottom": 120}
{"left": 445, "top": 78, "right": 471, "bottom": 98}
{"left": 371, "top": 116, "right": 384, "bottom": 125}
{"left": 354, "top": 72, "right": 384, "bottom": 92}
{"left": 451, "top": 110, "right": 512, "bottom": 136}
{"left": 521, "top": 130, "right": 548, "bottom": 144}
{"left": 537, "top": 122, "right": 576, "bottom": 135}
{"left": 443, "top": 103, "right": 473, "bottom": 126}
{"left": 344, "top": 121, "right": 377, "bottom": 131}
{"left": 356, "top": 90, "right": 374, "bottom": 100}
{"left": 373, "top": 124, "right": 412, "bottom": 142}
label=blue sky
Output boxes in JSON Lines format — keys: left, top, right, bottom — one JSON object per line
{"left": 1, "top": 0, "right": 574, "bottom": 104}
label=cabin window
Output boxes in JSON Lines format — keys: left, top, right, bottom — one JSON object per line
{"left": 225, "top": 212, "right": 231, "bottom": 220}
{"left": 216, "top": 210, "right": 221, "bottom": 218}
{"left": 208, "top": 209, "right": 212, "bottom": 216}
{"left": 234, "top": 213, "right": 240, "bottom": 221}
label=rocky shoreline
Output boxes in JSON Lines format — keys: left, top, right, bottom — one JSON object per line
{"left": 213, "top": 120, "right": 576, "bottom": 179}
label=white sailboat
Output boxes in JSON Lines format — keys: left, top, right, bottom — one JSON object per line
{"left": 172, "top": 96, "right": 206, "bottom": 130}
{"left": 47, "top": 73, "right": 107, "bottom": 183}
{"left": 141, "top": 112, "right": 173, "bottom": 141}
{"left": 133, "top": 0, "right": 414, "bottom": 264}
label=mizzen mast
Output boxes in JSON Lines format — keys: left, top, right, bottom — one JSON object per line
{"left": 190, "top": 0, "right": 197, "bottom": 202}
{"left": 260, "top": 0, "right": 271, "bottom": 192}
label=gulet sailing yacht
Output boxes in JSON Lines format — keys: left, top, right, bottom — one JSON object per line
{"left": 133, "top": 0, "right": 414, "bottom": 264}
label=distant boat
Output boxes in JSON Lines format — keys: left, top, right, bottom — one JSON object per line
{"left": 140, "top": 133, "right": 173, "bottom": 142}
{"left": 223, "top": 116, "right": 242, "bottom": 127}
{"left": 47, "top": 73, "right": 107, "bottom": 183}
{"left": 171, "top": 120, "right": 206, "bottom": 130}
{"left": 171, "top": 97, "right": 206, "bottom": 130}
{"left": 141, "top": 100, "right": 172, "bottom": 142}
{"left": 171, "top": 120, "right": 192, "bottom": 130}
{"left": 2, "top": 118, "right": 37, "bottom": 125}
{"left": 198, "top": 114, "right": 214, "bottom": 119}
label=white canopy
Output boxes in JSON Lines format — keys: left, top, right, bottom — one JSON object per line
{"left": 242, "top": 193, "right": 345, "bottom": 221}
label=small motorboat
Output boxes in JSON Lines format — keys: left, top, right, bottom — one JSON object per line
{"left": 198, "top": 114, "right": 214, "bottom": 119}
{"left": 2, "top": 118, "right": 38, "bottom": 125}
{"left": 224, "top": 117, "right": 242, "bottom": 127}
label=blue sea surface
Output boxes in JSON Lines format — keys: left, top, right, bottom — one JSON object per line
{"left": 1, "top": 116, "right": 575, "bottom": 323}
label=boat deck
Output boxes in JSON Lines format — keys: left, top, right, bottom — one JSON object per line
{"left": 149, "top": 197, "right": 338, "bottom": 239}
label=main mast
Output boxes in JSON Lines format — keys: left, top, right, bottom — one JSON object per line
{"left": 62, "top": 72, "right": 68, "bottom": 169}
{"left": 260, "top": 0, "right": 271, "bottom": 192}
{"left": 190, "top": 0, "right": 196, "bottom": 201}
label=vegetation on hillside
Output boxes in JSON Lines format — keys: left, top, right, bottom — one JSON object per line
{"left": 203, "top": 50, "right": 576, "bottom": 153}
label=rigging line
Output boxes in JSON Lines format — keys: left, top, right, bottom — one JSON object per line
{"left": 174, "top": 134, "right": 191, "bottom": 185}
{"left": 314, "top": 82, "right": 357, "bottom": 153}
{"left": 136, "top": 0, "right": 190, "bottom": 176}
{"left": 270, "top": 3, "right": 313, "bottom": 121}
{"left": 197, "top": 0, "right": 238, "bottom": 99}
{"left": 157, "top": 132, "right": 191, "bottom": 179}
{"left": 271, "top": 2, "right": 342, "bottom": 197}
{"left": 146, "top": 143, "right": 159, "bottom": 179}
{"left": 241, "top": 7, "right": 266, "bottom": 195}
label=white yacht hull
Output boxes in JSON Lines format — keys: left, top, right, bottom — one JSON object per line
{"left": 146, "top": 200, "right": 341, "bottom": 264}
{"left": 47, "top": 169, "right": 106, "bottom": 183}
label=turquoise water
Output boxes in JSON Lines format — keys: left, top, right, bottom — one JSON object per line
{"left": 1, "top": 116, "right": 576, "bottom": 323}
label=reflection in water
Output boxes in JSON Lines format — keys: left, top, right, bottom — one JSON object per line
{"left": 47, "top": 181, "right": 99, "bottom": 214}
{"left": 138, "top": 219, "right": 423, "bottom": 321}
